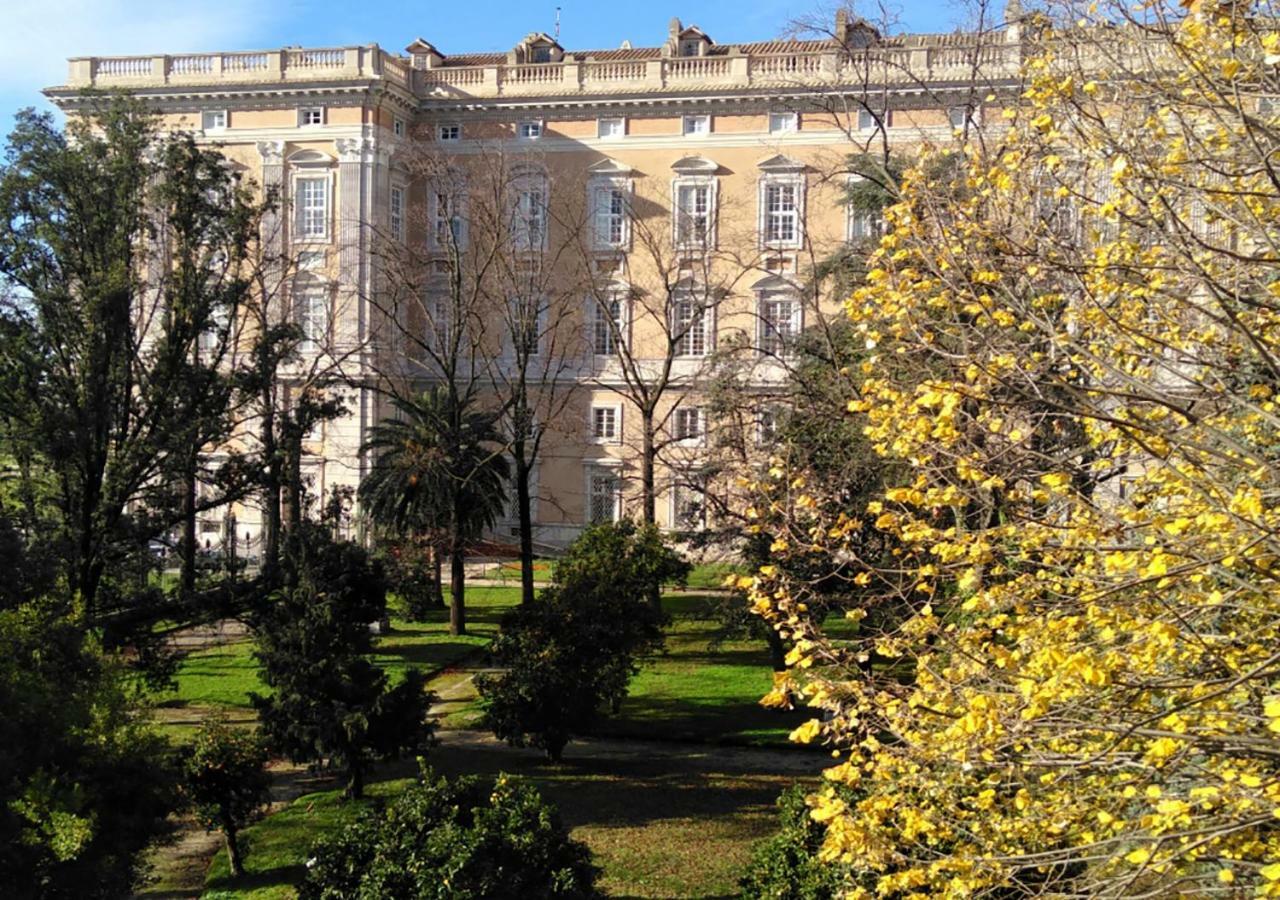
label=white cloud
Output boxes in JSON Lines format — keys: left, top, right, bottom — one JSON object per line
{"left": 1, "top": 0, "right": 282, "bottom": 117}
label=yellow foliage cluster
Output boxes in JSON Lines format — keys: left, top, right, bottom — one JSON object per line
{"left": 748, "top": 2, "right": 1280, "bottom": 895}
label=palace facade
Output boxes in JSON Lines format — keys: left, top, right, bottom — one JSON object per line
{"left": 46, "top": 10, "right": 1024, "bottom": 551}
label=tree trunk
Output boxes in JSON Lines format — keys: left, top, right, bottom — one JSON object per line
{"left": 260, "top": 398, "right": 282, "bottom": 585}
{"left": 450, "top": 537, "right": 467, "bottom": 636}
{"left": 180, "top": 464, "right": 197, "bottom": 595}
{"left": 765, "top": 627, "right": 787, "bottom": 672}
{"left": 224, "top": 823, "right": 244, "bottom": 878}
{"left": 640, "top": 410, "right": 660, "bottom": 608}
{"left": 283, "top": 430, "right": 302, "bottom": 535}
{"left": 345, "top": 762, "right": 364, "bottom": 800}
{"left": 431, "top": 540, "right": 445, "bottom": 607}
{"left": 515, "top": 452, "right": 535, "bottom": 605}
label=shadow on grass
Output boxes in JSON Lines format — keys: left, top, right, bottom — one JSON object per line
{"left": 205, "top": 862, "right": 306, "bottom": 895}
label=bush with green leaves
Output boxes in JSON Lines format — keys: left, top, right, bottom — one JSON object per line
{"left": 0, "top": 607, "right": 176, "bottom": 898}
{"left": 478, "top": 521, "right": 686, "bottom": 761}
{"left": 181, "top": 717, "right": 271, "bottom": 878}
{"left": 300, "top": 767, "right": 600, "bottom": 899}
{"left": 251, "top": 526, "right": 434, "bottom": 798}
{"left": 739, "top": 785, "right": 853, "bottom": 900}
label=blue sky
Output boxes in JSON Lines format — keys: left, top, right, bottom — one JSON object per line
{"left": 1, "top": 0, "right": 964, "bottom": 133}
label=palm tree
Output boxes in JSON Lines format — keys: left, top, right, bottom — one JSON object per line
{"left": 361, "top": 387, "right": 509, "bottom": 635}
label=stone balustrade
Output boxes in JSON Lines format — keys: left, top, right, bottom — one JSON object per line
{"left": 61, "top": 37, "right": 1024, "bottom": 98}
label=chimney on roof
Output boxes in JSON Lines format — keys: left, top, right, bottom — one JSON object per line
{"left": 662, "top": 17, "right": 682, "bottom": 57}
{"left": 835, "top": 9, "right": 849, "bottom": 45}
{"left": 1005, "top": 0, "right": 1024, "bottom": 42}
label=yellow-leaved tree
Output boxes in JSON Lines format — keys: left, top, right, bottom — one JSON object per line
{"left": 750, "top": 0, "right": 1280, "bottom": 895}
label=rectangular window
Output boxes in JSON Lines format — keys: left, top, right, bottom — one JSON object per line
{"left": 673, "top": 406, "right": 705, "bottom": 443}
{"left": 848, "top": 209, "right": 884, "bottom": 241}
{"left": 299, "top": 107, "right": 325, "bottom": 127}
{"left": 389, "top": 185, "right": 405, "bottom": 242}
{"left": 432, "top": 191, "right": 466, "bottom": 249}
{"left": 673, "top": 298, "right": 709, "bottom": 357}
{"left": 298, "top": 250, "right": 326, "bottom": 272}
{"left": 199, "top": 303, "right": 230, "bottom": 353}
{"left": 592, "top": 296, "right": 623, "bottom": 355}
{"left": 682, "top": 114, "right": 710, "bottom": 135}
{"left": 296, "top": 289, "right": 328, "bottom": 352}
{"left": 759, "top": 296, "right": 800, "bottom": 356}
{"left": 393, "top": 117, "right": 406, "bottom": 138}
{"left": 858, "top": 108, "right": 890, "bottom": 130}
{"left": 597, "top": 117, "right": 625, "bottom": 139}
{"left": 757, "top": 408, "right": 779, "bottom": 445}
{"left": 426, "top": 294, "right": 452, "bottom": 352}
{"left": 518, "top": 120, "right": 543, "bottom": 140}
{"left": 764, "top": 183, "right": 799, "bottom": 245}
{"left": 675, "top": 183, "right": 712, "bottom": 247}
{"left": 296, "top": 177, "right": 329, "bottom": 240}
{"left": 672, "top": 478, "right": 707, "bottom": 530}
{"left": 594, "top": 187, "right": 627, "bottom": 248}
{"left": 510, "top": 297, "right": 545, "bottom": 357}
{"left": 531, "top": 46, "right": 553, "bottom": 63}
{"left": 587, "top": 467, "right": 622, "bottom": 524}
{"left": 680, "top": 39, "right": 703, "bottom": 57}
{"left": 437, "top": 123, "right": 461, "bottom": 141}
{"left": 514, "top": 187, "right": 547, "bottom": 250}
{"left": 769, "top": 111, "right": 798, "bottom": 134}
{"left": 591, "top": 406, "right": 620, "bottom": 443}
{"left": 202, "top": 110, "right": 227, "bottom": 131}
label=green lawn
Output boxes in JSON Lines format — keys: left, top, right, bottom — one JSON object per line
{"left": 594, "top": 595, "right": 812, "bottom": 746}
{"left": 202, "top": 739, "right": 809, "bottom": 900}
{"left": 155, "top": 586, "right": 522, "bottom": 713}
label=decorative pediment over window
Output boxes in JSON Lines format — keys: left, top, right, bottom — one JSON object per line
{"left": 751, "top": 273, "right": 800, "bottom": 292}
{"left": 286, "top": 149, "right": 334, "bottom": 167}
{"left": 757, "top": 154, "right": 805, "bottom": 173}
{"left": 588, "top": 158, "right": 635, "bottom": 176}
{"left": 671, "top": 155, "right": 719, "bottom": 174}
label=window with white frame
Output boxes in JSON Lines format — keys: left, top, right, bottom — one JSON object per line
{"left": 295, "top": 287, "right": 328, "bottom": 352}
{"left": 848, "top": 208, "right": 884, "bottom": 241}
{"left": 761, "top": 179, "right": 802, "bottom": 247}
{"left": 199, "top": 302, "right": 231, "bottom": 353}
{"left": 759, "top": 293, "right": 801, "bottom": 357}
{"left": 437, "top": 123, "right": 461, "bottom": 141}
{"left": 430, "top": 188, "right": 467, "bottom": 250}
{"left": 299, "top": 107, "right": 325, "bottom": 127}
{"left": 295, "top": 176, "right": 330, "bottom": 241}
{"left": 592, "top": 182, "right": 629, "bottom": 249}
{"left": 858, "top": 108, "right": 890, "bottom": 131}
{"left": 389, "top": 185, "right": 405, "bottom": 242}
{"left": 597, "top": 117, "right": 625, "bottom": 139}
{"left": 298, "top": 250, "right": 326, "bottom": 272}
{"left": 682, "top": 114, "right": 710, "bottom": 135}
{"left": 757, "top": 407, "right": 780, "bottom": 445}
{"left": 674, "top": 180, "right": 714, "bottom": 248}
{"left": 673, "top": 406, "right": 706, "bottom": 443}
{"left": 672, "top": 296, "right": 711, "bottom": 357}
{"left": 590, "top": 405, "right": 621, "bottom": 443}
{"left": 201, "top": 110, "right": 227, "bottom": 131}
{"left": 393, "top": 117, "right": 406, "bottom": 138}
{"left": 425, "top": 292, "right": 452, "bottom": 353}
{"left": 672, "top": 475, "right": 707, "bottom": 530}
{"left": 591, "top": 294, "right": 626, "bottom": 356}
{"left": 948, "top": 105, "right": 980, "bottom": 130}
{"left": 512, "top": 175, "right": 548, "bottom": 251}
{"left": 769, "top": 111, "right": 798, "bottom": 134}
{"left": 517, "top": 120, "right": 543, "bottom": 140}
{"left": 509, "top": 295, "right": 545, "bottom": 357}
{"left": 680, "top": 38, "right": 703, "bottom": 57}
{"left": 587, "top": 465, "right": 622, "bottom": 524}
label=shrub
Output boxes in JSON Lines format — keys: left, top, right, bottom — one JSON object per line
{"left": 181, "top": 717, "right": 271, "bottom": 877}
{"left": 300, "top": 768, "right": 600, "bottom": 899}
{"left": 478, "top": 521, "right": 684, "bottom": 760}
{"left": 740, "top": 785, "right": 852, "bottom": 900}
{"left": 251, "top": 526, "right": 434, "bottom": 798}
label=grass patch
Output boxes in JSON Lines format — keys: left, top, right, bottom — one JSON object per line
{"left": 684, "top": 560, "right": 748, "bottom": 591}
{"left": 204, "top": 738, "right": 809, "bottom": 899}
{"left": 593, "top": 594, "right": 813, "bottom": 747}
{"left": 155, "top": 586, "right": 522, "bottom": 712}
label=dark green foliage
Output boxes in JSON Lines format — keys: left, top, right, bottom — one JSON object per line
{"left": 251, "top": 526, "right": 435, "bottom": 798}
{"left": 0, "top": 98, "right": 262, "bottom": 621}
{"left": 740, "top": 785, "right": 851, "bottom": 900}
{"left": 300, "top": 768, "right": 600, "bottom": 900}
{"left": 478, "top": 522, "right": 686, "bottom": 761}
{"left": 0, "top": 606, "right": 176, "bottom": 899}
{"left": 182, "top": 717, "right": 271, "bottom": 877}
{"left": 377, "top": 538, "right": 443, "bottom": 620}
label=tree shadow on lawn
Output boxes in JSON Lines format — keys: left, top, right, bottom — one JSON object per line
{"left": 594, "top": 694, "right": 814, "bottom": 745}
